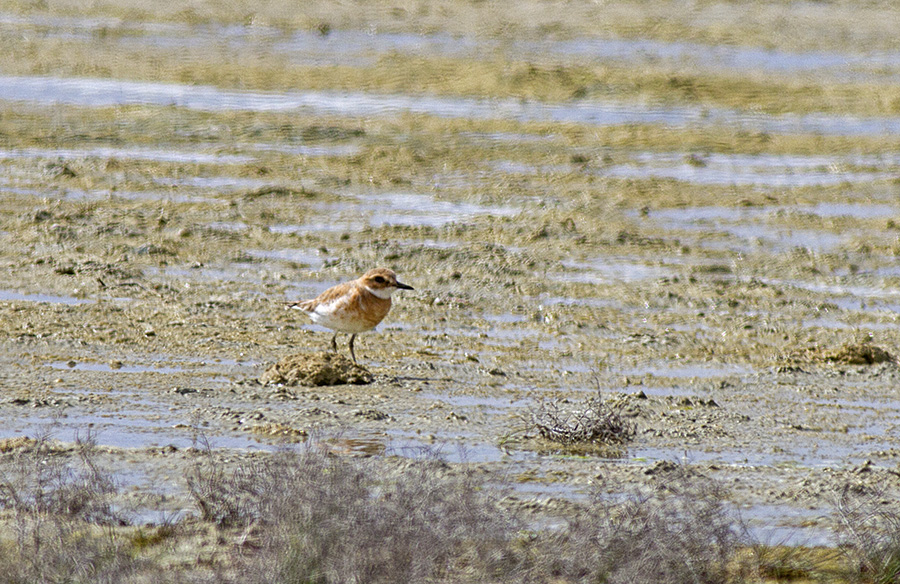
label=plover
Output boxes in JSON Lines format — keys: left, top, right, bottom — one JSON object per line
{"left": 287, "top": 268, "right": 413, "bottom": 363}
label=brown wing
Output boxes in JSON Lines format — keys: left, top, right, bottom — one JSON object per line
{"left": 286, "top": 280, "right": 356, "bottom": 313}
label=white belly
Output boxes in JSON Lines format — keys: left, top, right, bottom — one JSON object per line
{"left": 308, "top": 309, "right": 377, "bottom": 334}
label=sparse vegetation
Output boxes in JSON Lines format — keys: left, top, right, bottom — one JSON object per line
{"left": 7, "top": 432, "right": 900, "bottom": 582}
{"left": 557, "top": 468, "right": 741, "bottom": 584}
{"left": 0, "top": 431, "right": 146, "bottom": 584}
{"left": 187, "top": 443, "right": 520, "bottom": 583}
{"left": 833, "top": 484, "right": 900, "bottom": 583}
{"left": 185, "top": 442, "right": 753, "bottom": 583}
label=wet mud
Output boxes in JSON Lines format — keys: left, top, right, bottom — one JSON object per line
{"left": 2, "top": 0, "right": 900, "bottom": 552}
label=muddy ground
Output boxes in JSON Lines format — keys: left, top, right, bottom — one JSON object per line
{"left": 2, "top": 0, "right": 900, "bottom": 559}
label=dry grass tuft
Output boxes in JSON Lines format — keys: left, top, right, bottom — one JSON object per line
{"left": 529, "top": 390, "right": 637, "bottom": 447}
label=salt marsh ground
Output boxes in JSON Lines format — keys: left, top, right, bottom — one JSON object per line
{"left": 3, "top": 0, "right": 900, "bottom": 580}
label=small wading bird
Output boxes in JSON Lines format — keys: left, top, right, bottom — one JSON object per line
{"left": 286, "top": 268, "right": 414, "bottom": 363}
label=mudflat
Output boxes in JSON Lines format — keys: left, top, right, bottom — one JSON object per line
{"left": 2, "top": 0, "right": 900, "bottom": 573}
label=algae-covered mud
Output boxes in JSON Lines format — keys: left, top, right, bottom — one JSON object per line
{"left": 3, "top": 0, "right": 900, "bottom": 575}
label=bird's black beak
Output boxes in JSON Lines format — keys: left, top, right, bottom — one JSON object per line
{"left": 396, "top": 281, "right": 414, "bottom": 291}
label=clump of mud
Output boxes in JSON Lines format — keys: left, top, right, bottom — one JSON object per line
{"left": 0, "top": 436, "right": 39, "bottom": 453}
{"left": 824, "top": 343, "right": 894, "bottom": 366}
{"left": 791, "top": 342, "right": 895, "bottom": 367}
{"left": 259, "top": 352, "right": 373, "bottom": 387}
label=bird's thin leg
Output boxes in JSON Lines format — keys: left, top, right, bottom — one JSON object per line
{"left": 330, "top": 333, "right": 338, "bottom": 353}
{"left": 349, "top": 334, "right": 357, "bottom": 363}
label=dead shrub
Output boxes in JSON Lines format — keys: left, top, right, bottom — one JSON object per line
{"left": 529, "top": 390, "right": 636, "bottom": 447}
{"left": 832, "top": 484, "right": 900, "bottom": 583}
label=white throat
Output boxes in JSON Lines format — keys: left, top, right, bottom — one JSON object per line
{"left": 365, "top": 285, "right": 395, "bottom": 299}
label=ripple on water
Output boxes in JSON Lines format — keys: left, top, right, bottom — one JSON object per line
{"left": 244, "top": 248, "right": 326, "bottom": 268}
{"left": 270, "top": 191, "right": 518, "bottom": 233}
{"left": 6, "top": 75, "right": 900, "bottom": 136}
{"left": 0, "top": 146, "right": 253, "bottom": 165}
{"left": 557, "top": 257, "right": 674, "bottom": 284}
{"left": 0, "top": 289, "right": 94, "bottom": 305}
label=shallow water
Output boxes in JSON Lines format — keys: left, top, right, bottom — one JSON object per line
{"left": 635, "top": 204, "right": 895, "bottom": 254}
{"left": 6, "top": 75, "right": 900, "bottom": 136}
{"left": 739, "top": 504, "right": 833, "bottom": 548}
{"left": 146, "top": 263, "right": 269, "bottom": 284}
{"left": 600, "top": 152, "right": 900, "bottom": 187}
{"left": 614, "top": 361, "right": 755, "bottom": 379}
{"left": 48, "top": 360, "right": 186, "bottom": 374}
{"left": 0, "top": 413, "right": 267, "bottom": 451}
{"left": 2, "top": 183, "right": 225, "bottom": 204}
{"left": 495, "top": 153, "right": 900, "bottom": 187}
{"left": 417, "top": 392, "right": 532, "bottom": 411}
{"left": 268, "top": 191, "right": 519, "bottom": 233}
{"left": 0, "top": 289, "right": 94, "bottom": 304}
{"left": 244, "top": 248, "right": 326, "bottom": 268}
{"left": 766, "top": 278, "right": 900, "bottom": 303}
{"left": 0, "top": 145, "right": 253, "bottom": 165}
{"left": 558, "top": 257, "right": 676, "bottom": 283}
{"left": 6, "top": 12, "right": 898, "bottom": 82}
{"left": 643, "top": 202, "right": 899, "bottom": 223}
{"left": 153, "top": 176, "right": 273, "bottom": 191}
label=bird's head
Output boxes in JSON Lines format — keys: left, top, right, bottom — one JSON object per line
{"left": 360, "top": 268, "right": 414, "bottom": 299}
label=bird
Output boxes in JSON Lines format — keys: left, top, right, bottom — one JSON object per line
{"left": 286, "top": 268, "right": 413, "bottom": 363}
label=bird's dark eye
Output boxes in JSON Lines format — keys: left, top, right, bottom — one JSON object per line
{"left": 373, "top": 276, "right": 385, "bottom": 283}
